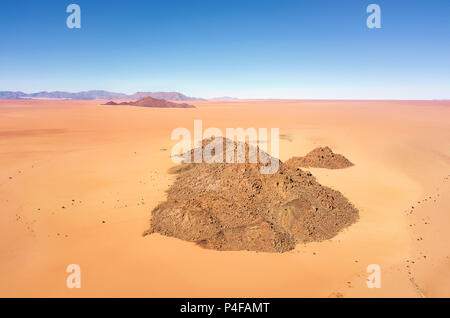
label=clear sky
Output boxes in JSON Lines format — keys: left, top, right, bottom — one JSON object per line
{"left": 0, "top": 0, "right": 449, "bottom": 99}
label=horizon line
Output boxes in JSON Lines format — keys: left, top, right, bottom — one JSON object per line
{"left": 1, "top": 89, "right": 450, "bottom": 101}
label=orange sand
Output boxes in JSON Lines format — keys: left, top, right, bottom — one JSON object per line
{"left": 0, "top": 99, "right": 449, "bottom": 297}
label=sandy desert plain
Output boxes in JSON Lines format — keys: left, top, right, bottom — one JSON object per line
{"left": 0, "top": 98, "right": 449, "bottom": 297}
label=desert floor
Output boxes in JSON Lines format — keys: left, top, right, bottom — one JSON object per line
{"left": 0, "top": 99, "right": 449, "bottom": 297}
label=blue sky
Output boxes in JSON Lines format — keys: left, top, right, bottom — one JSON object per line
{"left": 0, "top": 0, "right": 449, "bottom": 99}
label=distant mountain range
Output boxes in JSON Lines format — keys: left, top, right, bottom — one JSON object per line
{"left": 208, "top": 96, "right": 240, "bottom": 101}
{"left": 0, "top": 90, "right": 206, "bottom": 101}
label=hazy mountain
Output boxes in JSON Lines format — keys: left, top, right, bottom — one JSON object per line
{"left": 0, "top": 90, "right": 204, "bottom": 101}
{"left": 208, "top": 96, "right": 240, "bottom": 101}
{"left": 0, "top": 91, "right": 27, "bottom": 99}
{"left": 129, "top": 92, "right": 203, "bottom": 101}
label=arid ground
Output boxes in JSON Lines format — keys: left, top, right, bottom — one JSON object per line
{"left": 0, "top": 99, "right": 449, "bottom": 297}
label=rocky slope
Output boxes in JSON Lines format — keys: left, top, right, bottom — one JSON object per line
{"left": 144, "top": 138, "right": 358, "bottom": 252}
